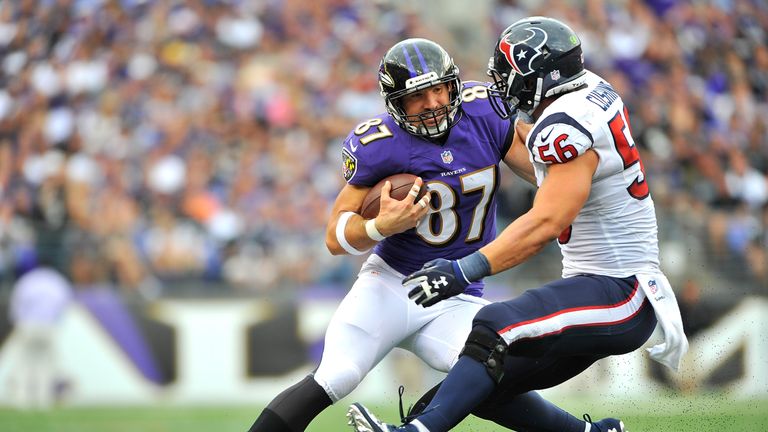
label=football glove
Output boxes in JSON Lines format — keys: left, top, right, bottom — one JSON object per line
{"left": 404, "top": 258, "right": 470, "bottom": 307}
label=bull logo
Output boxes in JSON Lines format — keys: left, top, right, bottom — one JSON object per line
{"left": 498, "top": 27, "right": 548, "bottom": 77}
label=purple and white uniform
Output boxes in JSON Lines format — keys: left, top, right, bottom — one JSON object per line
{"left": 342, "top": 81, "right": 513, "bottom": 296}
{"left": 314, "top": 82, "right": 516, "bottom": 402}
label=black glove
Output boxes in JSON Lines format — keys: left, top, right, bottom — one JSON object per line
{"left": 404, "top": 259, "right": 470, "bottom": 307}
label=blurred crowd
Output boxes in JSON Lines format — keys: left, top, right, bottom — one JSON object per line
{"left": 0, "top": 0, "right": 765, "bottom": 299}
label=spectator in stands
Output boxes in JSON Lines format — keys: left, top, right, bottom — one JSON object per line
{"left": 7, "top": 264, "right": 72, "bottom": 410}
{"left": 678, "top": 278, "right": 716, "bottom": 337}
{"left": 0, "top": 0, "right": 765, "bottom": 299}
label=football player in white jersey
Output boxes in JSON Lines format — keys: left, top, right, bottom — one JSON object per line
{"left": 347, "top": 17, "right": 689, "bottom": 432}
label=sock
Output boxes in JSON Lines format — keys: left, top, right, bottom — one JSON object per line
{"left": 249, "top": 408, "right": 292, "bottom": 432}
{"left": 473, "top": 391, "right": 585, "bottom": 432}
{"left": 416, "top": 356, "right": 496, "bottom": 431}
{"left": 248, "top": 375, "right": 332, "bottom": 432}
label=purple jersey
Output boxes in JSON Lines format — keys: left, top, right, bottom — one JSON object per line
{"left": 341, "top": 82, "right": 513, "bottom": 296}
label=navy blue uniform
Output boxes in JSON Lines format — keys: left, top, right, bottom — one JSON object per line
{"left": 478, "top": 275, "right": 656, "bottom": 394}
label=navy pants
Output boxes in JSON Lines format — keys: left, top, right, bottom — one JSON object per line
{"left": 412, "top": 275, "right": 659, "bottom": 431}
{"left": 476, "top": 274, "right": 657, "bottom": 397}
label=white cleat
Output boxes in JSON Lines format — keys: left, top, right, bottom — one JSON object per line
{"left": 346, "top": 403, "right": 402, "bottom": 432}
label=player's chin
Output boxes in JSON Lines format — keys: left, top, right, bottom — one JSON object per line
{"left": 429, "top": 112, "right": 448, "bottom": 124}
{"left": 421, "top": 117, "right": 446, "bottom": 130}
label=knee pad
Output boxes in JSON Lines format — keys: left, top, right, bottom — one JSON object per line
{"left": 460, "top": 325, "right": 508, "bottom": 384}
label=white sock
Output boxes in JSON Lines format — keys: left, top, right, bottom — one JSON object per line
{"left": 412, "top": 419, "right": 431, "bottom": 432}
{"left": 584, "top": 422, "right": 592, "bottom": 432}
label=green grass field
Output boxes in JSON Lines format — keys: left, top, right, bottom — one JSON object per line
{"left": 1, "top": 394, "right": 765, "bottom": 432}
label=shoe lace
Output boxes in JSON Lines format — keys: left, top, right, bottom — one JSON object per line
{"left": 583, "top": 414, "right": 600, "bottom": 431}
{"left": 398, "top": 386, "right": 412, "bottom": 424}
{"left": 397, "top": 385, "right": 437, "bottom": 425}
{"left": 584, "top": 414, "right": 622, "bottom": 432}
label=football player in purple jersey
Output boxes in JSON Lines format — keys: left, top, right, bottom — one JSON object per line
{"left": 347, "top": 17, "right": 688, "bottom": 432}
{"left": 247, "top": 38, "right": 536, "bottom": 431}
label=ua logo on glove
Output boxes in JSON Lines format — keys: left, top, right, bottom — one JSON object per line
{"left": 417, "top": 276, "right": 449, "bottom": 302}
{"left": 404, "top": 259, "right": 470, "bottom": 307}
{"left": 426, "top": 276, "right": 449, "bottom": 291}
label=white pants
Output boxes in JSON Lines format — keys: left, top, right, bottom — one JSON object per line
{"left": 314, "top": 254, "right": 488, "bottom": 402}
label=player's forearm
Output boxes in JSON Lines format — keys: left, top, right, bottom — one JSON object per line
{"left": 479, "top": 210, "right": 562, "bottom": 275}
{"left": 503, "top": 133, "right": 537, "bottom": 185}
{"left": 483, "top": 152, "right": 595, "bottom": 273}
{"left": 325, "top": 212, "right": 379, "bottom": 255}
{"left": 325, "top": 184, "right": 380, "bottom": 255}
{"left": 510, "top": 163, "right": 537, "bottom": 186}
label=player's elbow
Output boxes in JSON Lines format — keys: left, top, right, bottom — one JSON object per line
{"left": 325, "top": 228, "right": 345, "bottom": 255}
{"left": 532, "top": 214, "right": 572, "bottom": 244}
{"left": 529, "top": 200, "right": 580, "bottom": 243}
{"left": 327, "top": 243, "right": 347, "bottom": 256}
{"left": 540, "top": 220, "right": 566, "bottom": 242}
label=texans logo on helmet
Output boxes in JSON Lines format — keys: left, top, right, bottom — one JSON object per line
{"left": 499, "top": 27, "right": 548, "bottom": 76}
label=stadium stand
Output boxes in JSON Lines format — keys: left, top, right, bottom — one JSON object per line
{"left": 0, "top": 0, "right": 765, "bottom": 303}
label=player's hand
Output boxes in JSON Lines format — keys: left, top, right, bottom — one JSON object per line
{"left": 377, "top": 178, "right": 430, "bottom": 236}
{"left": 513, "top": 116, "right": 533, "bottom": 145}
{"left": 403, "top": 258, "right": 469, "bottom": 307}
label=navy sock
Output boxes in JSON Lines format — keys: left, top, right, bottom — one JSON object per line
{"left": 473, "top": 391, "right": 585, "bottom": 432}
{"left": 416, "top": 356, "right": 496, "bottom": 431}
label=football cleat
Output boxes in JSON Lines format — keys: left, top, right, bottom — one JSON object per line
{"left": 347, "top": 403, "right": 417, "bottom": 432}
{"left": 584, "top": 414, "right": 627, "bottom": 432}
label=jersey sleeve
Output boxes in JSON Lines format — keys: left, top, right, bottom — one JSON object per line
{"left": 340, "top": 116, "right": 409, "bottom": 187}
{"left": 527, "top": 111, "right": 597, "bottom": 165}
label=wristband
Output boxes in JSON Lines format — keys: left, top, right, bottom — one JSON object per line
{"left": 335, "top": 212, "right": 369, "bottom": 255}
{"left": 456, "top": 251, "right": 491, "bottom": 284}
{"left": 365, "top": 219, "right": 386, "bottom": 241}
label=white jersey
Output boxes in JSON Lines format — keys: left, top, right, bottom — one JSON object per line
{"left": 526, "top": 70, "right": 660, "bottom": 278}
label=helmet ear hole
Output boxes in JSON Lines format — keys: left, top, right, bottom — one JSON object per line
{"left": 522, "top": 75, "right": 537, "bottom": 92}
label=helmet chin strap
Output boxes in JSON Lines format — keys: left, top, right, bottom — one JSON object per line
{"left": 508, "top": 76, "right": 544, "bottom": 117}
{"left": 528, "top": 77, "right": 544, "bottom": 116}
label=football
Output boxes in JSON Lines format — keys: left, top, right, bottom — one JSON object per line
{"left": 360, "top": 173, "right": 427, "bottom": 219}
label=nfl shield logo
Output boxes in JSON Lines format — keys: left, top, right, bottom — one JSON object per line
{"left": 441, "top": 150, "right": 454, "bottom": 164}
{"left": 550, "top": 69, "right": 561, "bottom": 81}
{"left": 648, "top": 279, "right": 658, "bottom": 295}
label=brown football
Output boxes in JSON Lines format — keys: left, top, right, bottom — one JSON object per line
{"left": 360, "top": 173, "right": 427, "bottom": 219}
